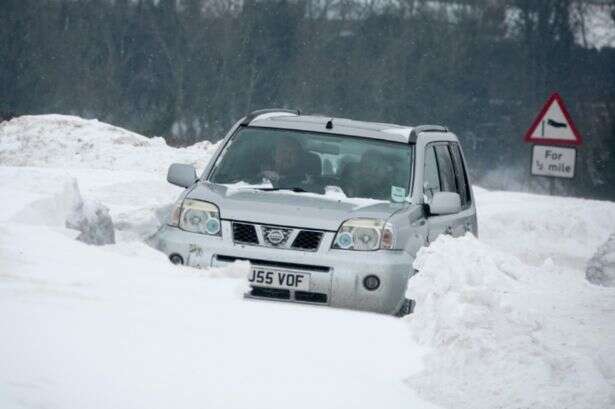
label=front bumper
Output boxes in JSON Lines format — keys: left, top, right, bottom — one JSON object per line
{"left": 154, "top": 222, "right": 412, "bottom": 315}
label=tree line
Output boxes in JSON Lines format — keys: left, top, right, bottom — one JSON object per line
{"left": 1, "top": 0, "right": 615, "bottom": 199}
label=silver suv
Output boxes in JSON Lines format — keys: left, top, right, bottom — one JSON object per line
{"left": 155, "top": 109, "right": 477, "bottom": 316}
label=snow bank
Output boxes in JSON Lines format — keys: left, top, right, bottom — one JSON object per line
{"left": 475, "top": 188, "right": 615, "bottom": 269}
{"left": 407, "top": 235, "right": 531, "bottom": 349}
{"left": 64, "top": 180, "right": 115, "bottom": 245}
{"left": 586, "top": 234, "right": 615, "bottom": 287}
{"left": 406, "top": 234, "right": 615, "bottom": 409}
{"left": 0, "top": 114, "right": 217, "bottom": 174}
{"left": 0, "top": 115, "right": 220, "bottom": 241}
{"left": 8, "top": 176, "right": 115, "bottom": 245}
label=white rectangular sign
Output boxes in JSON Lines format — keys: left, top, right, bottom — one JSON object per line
{"left": 531, "top": 145, "right": 576, "bottom": 178}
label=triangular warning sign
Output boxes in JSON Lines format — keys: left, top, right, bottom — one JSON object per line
{"left": 524, "top": 93, "right": 582, "bottom": 145}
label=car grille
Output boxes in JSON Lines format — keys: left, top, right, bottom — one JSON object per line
{"left": 294, "top": 291, "right": 328, "bottom": 303}
{"left": 290, "top": 230, "right": 323, "bottom": 251}
{"left": 250, "top": 287, "right": 291, "bottom": 300}
{"left": 230, "top": 221, "right": 324, "bottom": 251}
{"left": 249, "top": 286, "right": 328, "bottom": 304}
{"left": 232, "top": 222, "right": 258, "bottom": 244}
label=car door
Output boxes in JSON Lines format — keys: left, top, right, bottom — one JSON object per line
{"left": 424, "top": 143, "right": 466, "bottom": 242}
{"left": 449, "top": 142, "right": 477, "bottom": 236}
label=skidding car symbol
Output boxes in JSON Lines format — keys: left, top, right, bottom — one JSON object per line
{"left": 155, "top": 109, "right": 478, "bottom": 316}
{"left": 547, "top": 118, "right": 568, "bottom": 128}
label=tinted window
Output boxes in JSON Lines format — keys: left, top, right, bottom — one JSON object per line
{"left": 423, "top": 146, "right": 441, "bottom": 200}
{"left": 434, "top": 145, "right": 456, "bottom": 193}
{"left": 450, "top": 143, "right": 471, "bottom": 206}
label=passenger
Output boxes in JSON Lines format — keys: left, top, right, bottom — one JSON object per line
{"left": 348, "top": 150, "right": 393, "bottom": 200}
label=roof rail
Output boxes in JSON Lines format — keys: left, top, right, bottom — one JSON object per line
{"left": 414, "top": 124, "right": 448, "bottom": 133}
{"left": 409, "top": 124, "right": 448, "bottom": 143}
{"left": 240, "top": 108, "right": 300, "bottom": 126}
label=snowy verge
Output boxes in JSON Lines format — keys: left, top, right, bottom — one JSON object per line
{"left": 405, "top": 234, "right": 615, "bottom": 409}
{"left": 474, "top": 187, "right": 615, "bottom": 269}
{"left": 0, "top": 115, "right": 222, "bottom": 241}
{"left": 0, "top": 114, "right": 217, "bottom": 174}
{"left": 0, "top": 223, "right": 438, "bottom": 409}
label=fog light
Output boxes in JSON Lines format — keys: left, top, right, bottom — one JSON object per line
{"left": 363, "top": 275, "right": 380, "bottom": 291}
{"left": 336, "top": 232, "right": 353, "bottom": 249}
{"left": 206, "top": 217, "right": 221, "bottom": 235}
{"left": 169, "top": 254, "right": 184, "bottom": 265}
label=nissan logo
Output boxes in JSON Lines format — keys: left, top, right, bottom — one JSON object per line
{"left": 265, "top": 229, "right": 286, "bottom": 245}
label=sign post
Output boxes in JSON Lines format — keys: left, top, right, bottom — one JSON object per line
{"left": 524, "top": 93, "right": 582, "bottom": 190}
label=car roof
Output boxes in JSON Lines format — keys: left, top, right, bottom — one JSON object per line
{"left": 246, "top": 111, "right": 455, "bottom": 144}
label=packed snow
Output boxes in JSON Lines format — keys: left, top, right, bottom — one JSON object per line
{"left": 406, "top": 234, "right": 615, "bottom": 409}
{"left": 63, "top": 179, "right": 116, "bottom": 245}
{"left": 0, "top": 114, "right": 214, "bottom": 173}
{"left": 1, "top": 115, "right": 615, "bottom": 409}
{"left": 0, "top": 115, "right": 220, "bottom": 242}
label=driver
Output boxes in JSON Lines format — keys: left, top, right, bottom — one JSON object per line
{"left": 260, "top": 137, "right": 308, "bottom": 186}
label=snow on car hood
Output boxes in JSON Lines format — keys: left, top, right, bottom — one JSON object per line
{"left": 186, "top": 182, "right": 408, "bottom": 231}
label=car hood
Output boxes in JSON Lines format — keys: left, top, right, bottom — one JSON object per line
{"left": 186, "top": 182, "right": 407, "bottom": 231}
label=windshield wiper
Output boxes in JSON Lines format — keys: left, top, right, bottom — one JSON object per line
{"left": 257, "top": 187, "right": 307, "bottom": 193}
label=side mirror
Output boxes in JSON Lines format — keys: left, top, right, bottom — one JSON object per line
{"left": 429, "top": 192, "right": 461, "bottom": 215}
{"left": 167, "top": 163, "right": 197, "bottom": 188}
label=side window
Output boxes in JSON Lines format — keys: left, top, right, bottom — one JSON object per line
{"left": 450, "top": 143, "right": 471, "bottom": 207}
{"left": 434, "top": 145, "right": 456, "bottom": 193}
{"left": 423, "top": 146, "right": 441, "bottom": 201}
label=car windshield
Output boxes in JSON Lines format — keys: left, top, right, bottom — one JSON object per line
{"left": 208, "top": 127, "right": 413, "bottom": 202}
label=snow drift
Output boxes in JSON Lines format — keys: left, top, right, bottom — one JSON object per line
{"left": 0, "top": 114, "right": 220, "bottom": 241}
{"left": 63, "top": 179, "right": 115, "bottom": 245}
{"left": 9, "top": 176, "right": 116, "bottom": 245}
{"left": 0, "top": 114, "right": 215, "bottom": 173}
{"left": 406, "top": 234, "right": 615, "bottom": 409}
{"left": 474, "top": 187, "right": 615, "bottom": 269}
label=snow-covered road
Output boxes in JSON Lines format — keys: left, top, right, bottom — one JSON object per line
{"left": 1, "top": 115, "right": 614, "bottom": 409}
{"left": 1, "top": 222, "right": 435, "bottom": 409}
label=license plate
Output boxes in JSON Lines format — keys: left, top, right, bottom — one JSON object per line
{"left": 248, "top": 266, "right": 310, "bottom": 291}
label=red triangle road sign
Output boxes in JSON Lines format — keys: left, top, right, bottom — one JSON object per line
{"left": 524, "top": 93, "right": 582, "bottom": 146}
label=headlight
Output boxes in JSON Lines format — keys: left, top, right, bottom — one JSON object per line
{"left": 172, "top": 199, "right": 221, "bottom": 236}
{"left": 332, "top": 218, "right": 394, "bottom": 251}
